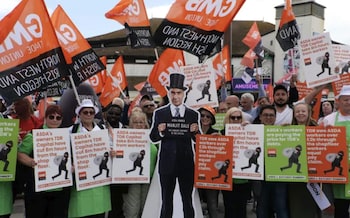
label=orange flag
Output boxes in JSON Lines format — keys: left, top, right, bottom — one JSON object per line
{"left": 105, "top": 0, "right": 154, "bottom": 48}
{"left": 213, "top": 45, "right": 232, "bottom": 89}
{"left": 154, "top": 0, "right": 246, "bottom": 57}
{"left": 51, "top": 5, "right": 105, "bottom": 85}
{"left": 99, "top": 56, "right": 128, "bottom": 107}
{"left": 242, "top": 22, "right": 264, "bottom": 58}
{"left": 276, "top": 0, "right": 300, "bottom": 51}
{"left": 240, "top": 49, "right": 256, "bottom": 69}
{"left": 148, "top": 48, "right": 185, "bottom": 97}
{"left": 0, "top": 0, "right": 68, "bottom": 104}
{"left": 87, "top": 56, "right": 107, "bottom": 94}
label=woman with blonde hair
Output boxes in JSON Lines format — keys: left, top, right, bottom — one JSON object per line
{"left": 123, "top": 110, "right": 158, "bottom": 218}
{"left": 221, "top": 107, "right": 251, "bottom": 218}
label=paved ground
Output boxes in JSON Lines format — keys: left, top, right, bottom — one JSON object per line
{"left": 10, "top": 192, "right": 333, "bottom": 218}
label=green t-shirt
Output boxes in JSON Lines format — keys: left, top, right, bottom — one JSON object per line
{"left": 0, "top": 182, "right": 12, "bottom": 215}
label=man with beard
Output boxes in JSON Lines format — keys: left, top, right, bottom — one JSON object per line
{"left": 273, "top": 84, "right": 298, "bottom": 125}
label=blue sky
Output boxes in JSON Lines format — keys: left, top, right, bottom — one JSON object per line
{"left": 1, "top": 0, "right": 350, "bottom": 45}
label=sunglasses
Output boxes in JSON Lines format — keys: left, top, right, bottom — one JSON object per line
{"left": 261, "top": 113, "right": 275, "bottom": 118}
{"left": 230, "top": 116, "right": 242, "bottom": 120}
{"left": 82, "top": 110, "right": 95, "bottom": 115}
{"left": 201, "top": 114, "right": 212, "bottom": 119}
{"left": 143, "top": 104, "right": 154, "bottom": 108}
{"left": 48, "top": 115, "right": 62, "bottom": 121}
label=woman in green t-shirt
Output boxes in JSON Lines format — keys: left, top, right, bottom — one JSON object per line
{"left": 17, "top": 105, "right": 71, "bottom": 218}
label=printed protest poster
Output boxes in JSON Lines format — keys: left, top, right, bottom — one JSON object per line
{"left": 195, "top": 134, "right": 233, "bottom": 191}
{"left": 181, "top": 63, "right": 219, "bottom": 109}
{"left": 295, "top": 81, "right": 322, "bottom": 120}
{"left": 112, "top": 129, "right": 150, "bottom": 184}
{"left": 264, "top": 125, "right": 308, "bottom": 182}
{"left": 299, "top": 32, "right": 339, "bottom": 88}
{"left": 0, "top": 119, "right": 19, "bottom": 181}
{"left": 332, "top": 44, "right": 350, "bottom": 74}
{"left": 332, "top": 73, "right": 350, "bottom": 97}
{"left": 212, "top": 113, "right": 225, "bottom": 131}
{"left": 306, "top": 126, "right": 347, "bottom": 183}
{"left": 226, "top": 124, "right": 264, "bottom": 180}
{"left": 33, "top": 128, "right": 72, "bottom": 192}
{"left": 71, "top": 129, "right": 111, "bottom": 191}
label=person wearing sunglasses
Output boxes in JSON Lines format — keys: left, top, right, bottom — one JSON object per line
{"left": 141, "top": 99, "right": 156, "bottom": 127}
{"left": 68, "top": 99, "right": 110, "bottom": 218}
{"left": 17, "top": 104, "right": 71, "bottom": 218}
{"left": 197, "top": 106, "right": 220, "bottom": 218}
{"left": 220, "top": 107, "right": 251, "bottom": 218}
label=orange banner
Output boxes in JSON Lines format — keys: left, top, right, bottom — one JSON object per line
{"left": 99, "top": 56, "right": 127, "bottom": 107}
{"left": 148, "top": 48, "right": 185, "bottom": 97}
{"left": 0, "top": 0, "right": 68, "bottom": 103}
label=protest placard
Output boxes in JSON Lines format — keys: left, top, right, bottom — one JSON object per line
{"left": 195, "top": 134, "right": 233, "bottom": 191}
{"left": 112, "top": 129, "right": 150, "bottom": 184}
{"left": 0, "top": 119, "right": 19, "bottom": 181}
{"left": 226, "top": 124, "right": 264, "bottom": 180}
{"left": 33, "top": 128, "right": 72, "bottom": 191}
{"left": 264, "top": 125, "right": 308, "bottom": 182}
{"left": 71, "top": 129, "right": 111, "bottom": 191}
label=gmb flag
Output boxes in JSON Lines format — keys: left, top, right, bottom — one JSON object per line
{"left": 0, "top": 0, "right": 68, "bottom": 104}
{"left": 276, "top": 0, "right": 301, "bottom": 51}
{"left": 154, "top": 0, "right": 245, "bottom": 57}
{"left": 51, "top": 5, "right": 105, "bottom": 86}
{"left": 105, "top": 0, "right": 154, "bottom": 48}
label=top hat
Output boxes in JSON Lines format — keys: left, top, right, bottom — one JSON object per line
{"left": 167, "top": 73, "right": 187, "bottom": 91}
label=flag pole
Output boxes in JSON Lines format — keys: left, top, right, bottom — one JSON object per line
{"left": 68, "top": 73, "right": 81, "bottom": 105}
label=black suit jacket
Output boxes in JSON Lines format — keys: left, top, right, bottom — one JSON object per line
{"left": 150, "top": 104, "right": 200, "bottom": 175}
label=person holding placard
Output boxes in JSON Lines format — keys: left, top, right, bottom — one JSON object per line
{"left": 17, "top": 105, "right": 71, "bottom": 218}
{"left": 197, "top": 106, "right": 220, "bottom": 218}
{"left": 123, "top": 110, "right": 158, "bottom": 218}
{"left": 68, "top": 99, "right": 110, "bottom": 218}
{"left": 322, "top": 85, "right": 350, "bottom": 218}
{"left": 220, "top": 107, "right": 251, "bottom": 218}
{"left": 288, "top": 102, "right": 321, "bottom": 218}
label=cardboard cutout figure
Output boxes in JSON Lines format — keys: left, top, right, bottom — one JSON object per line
{"left": 148, "top": 73, "right": 202, "bottom": 218}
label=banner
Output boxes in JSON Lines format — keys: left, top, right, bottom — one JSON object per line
{"left": 0, "top": 0, "right": 68, "bottom": 104}
{"left": 51, "top": 5, "right": 105, "bottom": 85}
{"left": 148, "top": 48, "right": 185, "bottom": 97}
{"left": 195, "top": 134, "right": 233, "bottom": 191}
{"left": 154, "top": 0, "right": 246, "bottom": 57}
{"left": 276, "top": 0, "right": 301, "bottom": 51}
{"left": 112, "top": 129, "right": 150, "bottom": 184}
{"left": 105, "top": 0, "right": 154, "bottom": 48}
{"left": 0, "top": 119, "right": 19, "bottom": 182}
{"left": 70, "top": 130, "right": 111, "bottom": 191}
{"left": 33, "top": 128, "right": 73, "bottom": 191}
{"left": 99, "top": 56, "right": 128, "bottom": 107}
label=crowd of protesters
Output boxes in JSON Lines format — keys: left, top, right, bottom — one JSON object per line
{"left": 0, "top": 71, "right": 349, "bottom": 218}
